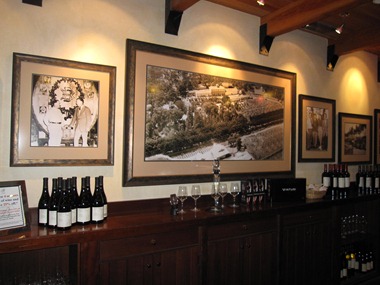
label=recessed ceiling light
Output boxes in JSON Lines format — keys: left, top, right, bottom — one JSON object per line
{"left": 257, "top": 0, "right": 265, "bottom": 6}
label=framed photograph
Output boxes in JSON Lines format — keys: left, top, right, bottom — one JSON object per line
{"left": 298, "top": 95, "right": 336, "bottom": 162}
{"left": 0, "top": 180, "right": 30, "bottom": 236}
{"left": 11, "top": 53, "right": 116, "bottom": 166}
{"left": 338, "top": 112, "right": 372, "bottom": 164}
{"left": 123, "top": 39, "right": 296, "bottom": 186}
{"left": 374, "top": 109, "right": 380, "bottom": 164}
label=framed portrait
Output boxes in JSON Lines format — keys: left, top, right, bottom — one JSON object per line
{"left": 374, "top": 109, "right": 380, "bottom": 164}
{"left": 0, "top": 180, "right": 30, "bottom": 236}
{"left": 10, "top": 53, "right": 116, "bottom": 166}
{"left": 123, "top": 39, "right": 296, "bottom": 186}
{"left": 298, "top": 95, "right": 336, "bottom": 162}
{"left": 338, "top": 112, "right": 372, "bottom": 164}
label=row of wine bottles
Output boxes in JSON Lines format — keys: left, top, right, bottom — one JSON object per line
{"left": 340, "top": 243, "right": 375, "bottom": 280}
{"left": 38, "top": 176, "right": 108, "bottom": 230}
{"left": 355, "top": 165, "right": 380, "bottom": 196}
{"left": 321, "top": 164, "right": 350, "bottom": 200}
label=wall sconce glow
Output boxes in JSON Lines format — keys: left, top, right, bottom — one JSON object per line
{"left": 205, "top": 45, "right": 234, "bottom": 59}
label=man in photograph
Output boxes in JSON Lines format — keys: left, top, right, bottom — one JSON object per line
{"left": 69, "top": 97, "right": 92, "bottom": 147}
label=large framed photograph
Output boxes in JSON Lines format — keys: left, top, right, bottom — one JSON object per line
{"left": 374, "top": 109, "right": 380, "bottom": 164}
{"left": 0, "top": 180, "right": 30, "bottom": 236}
{"left": 11, "top": 53, "right": 116, "bottom": 166}
{"left": 298, "top": 95, "right": 336, "bottom": 162}
{"left": 123, "top": 39, "right": 296, "bottom": 186}
{"left": 338, "top": 112, "right": 372, "bottom": 164}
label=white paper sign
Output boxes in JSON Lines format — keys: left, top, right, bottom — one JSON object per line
{"left": 0, "top": 185, "right": 26, "bottom": 230}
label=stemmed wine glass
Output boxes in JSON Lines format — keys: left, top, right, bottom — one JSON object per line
{"left": 230, "top": 182, "right": 240, "bottom": 208}
{"left": 218, "top": 183, "right": 228, "bottom": 208}
{"left": 191, "top": 185, "right": 201, "bottom": 212}
{"left": 208, "top": 183, "right": 222, "bottom": 212}
{"left": 177, "top": 186, "right": 188, "bottom": 214}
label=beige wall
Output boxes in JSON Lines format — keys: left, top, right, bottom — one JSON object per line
{"left": 0, "top": 0, "right": 379, "bottom": 207}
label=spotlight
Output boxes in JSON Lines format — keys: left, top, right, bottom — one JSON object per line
{"left": 335, "top": 24, "right": 344, "bottom": 34}
{"left": 257, "top": 0, "right": 265, "bottom": 6}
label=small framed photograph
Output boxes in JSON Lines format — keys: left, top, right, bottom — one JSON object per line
{"left": 10, "top": 53, "right": 116, "bottom": 166}
{"left": 338, "top": 112, "right": 372, "bottom": 164}
{"left": 374, "top": 109, "right": 380, "bottom": 164}
{"left": 298, "top": 95, "right": 336, "bottom": 162}
{"left": 0, "top": 180, "right": 30, "bottom": 236}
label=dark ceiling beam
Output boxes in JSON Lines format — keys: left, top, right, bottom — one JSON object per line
{"left": 261, "top": 0, "right": 368, "bottom": 37}
{"left": 22, "top": 0, "right": 42, "bottom": 6}
{"left": 165, "top": 0, "right": 200, "bottom": 35}
{"left": 333, "top": 27, "right": 380, "bottom": 56}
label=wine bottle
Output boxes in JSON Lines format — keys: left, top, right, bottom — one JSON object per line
{"left": 98, "top": 175, "right": 108, "bottom": 219}
{"left": 57, "top": 179, "right": 72, "bottom": 230}
{"left": 373, "top": 165, "right": 380, "bottom": 194}
{"left": 331, "top": 164, "right": 338, "bottom": 200}
{"left": 38, "top": 177, "right": 50, "bottom": 226}
{"left": 365, "top": 165, "right": 372, "bottom": 195}
{"left": 91, "top": 177, "right": 104, "bottom": 223}
{"left": 77, "top": 177, "right": 91, "bottom": 225}
{"left": 322, "top": 164, "right": 330, "bottom": 189}
{"left": 338, "top": 164, "right": 345, "bottom": 199}
{"left": 344, "top": 164, "right": 350, "bottom": 198}
{"left": 70, "top": 177, "right": 78, "bottom": 225}
{"left": 48, "top": 178, "right": 59, "bottom": 228}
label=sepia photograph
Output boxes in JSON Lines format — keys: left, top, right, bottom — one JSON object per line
{"left": 298, "top": 95, "right": 335, "bottom": 162}
{"left": 338, "top": 112, "right": 372, "bottom": 164}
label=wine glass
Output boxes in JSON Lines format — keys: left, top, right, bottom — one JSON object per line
{"left": 177, "top": 186, "right": 188, "bottom": 214}
{"left": 191, "top": 185, "right": 201, "bottom": 212}
{"left": 208, "top": 183, "right": 222, "bottom": 212}
{"left": 218, "top": 183, "right": 228, "bottom": 208}
{"left": 230, "top": 182, "right": 240, "bottom": 208}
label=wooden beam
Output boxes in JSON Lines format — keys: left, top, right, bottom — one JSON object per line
{"left": 334, "top": 27, "right": 380, "bottom": 56}
{"left": 169, "top": 0, "right": 200, "bottom": 11}
{"left": 261, "top": 0, "right": 369, "bottom": 37}
{"left": 165, "top": 0, "right": 200, "bottom": 35}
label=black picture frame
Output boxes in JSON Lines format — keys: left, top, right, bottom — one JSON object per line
{"left": 374, "top": 109, "right": 380, "bottom": 164}
{"left": 338, "top": 112, "right": 372, "bottom": 164}
{"left": 123, "top": 39, "right": 296, "bottom": 186}
{"left": 298, "top": 95, "right": 336, "bottom": 162}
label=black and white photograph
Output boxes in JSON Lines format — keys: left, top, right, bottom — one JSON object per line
{"left": 31, "top": 75, "right": 99, "bottom": 148}
{"left": 298, "top": 95, "right": 335, "bottom": 162}
{"left": 144, "top": 65, "right": 285, "bottom": 162}
{"left": 338, "top": 112, "right": 372, "bottom": 164}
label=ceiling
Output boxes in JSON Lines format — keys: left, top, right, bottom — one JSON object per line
{"left": 166, "top": 0, "right": 380, "bottom": 60}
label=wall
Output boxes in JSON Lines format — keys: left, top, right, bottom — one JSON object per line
{"left": 0, "top": 0, "right": 379, "bottom": 207}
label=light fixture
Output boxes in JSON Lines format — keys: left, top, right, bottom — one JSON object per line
{"left": 257, "top": 0, "right": 265, "bottom": 6}
{"left": 335, "top": 24, "right": 344, "bottom": 34}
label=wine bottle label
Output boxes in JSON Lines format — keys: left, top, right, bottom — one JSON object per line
{"left": 333, "top": 177, "right": 337, "bottom": 188}
{"left": 92, "top": 206, "right": 104, "bottom": 221}
{"left": 71, "top": 209, "right": 77, "bottom": 224}
{"left": 344, "top": 177, "right": 350, "bottom": 188}
{"left": 342, "top": 268, "right": 347, "bottom": 277}
{"left": 322, "top": 177, "right": 330, "bottom": 187}
{"left": 375, "top": 178, "right": 379, "bottom": 188}
{"left": 48, "top": 210, "right": 57, "bottom": 226}
{"left": 359, "top": 177, "right": 364, "bottom": 188}
{"left": 77, "top": 207, "right": 91, "bottom": 223}
{"left": 366, "top": 177, "right": 372, "bottom": 188}
{"left": 338, "top": 177, "right": 345, "bottom": 188}
{"left": 57, "top": 212, "right": 72, "bottom": 228}
{"left": 103, "top": 204, "right": 108, "bottom": 218}
{"left": 39, "top": 209, "right": 48, "bottom": 224}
